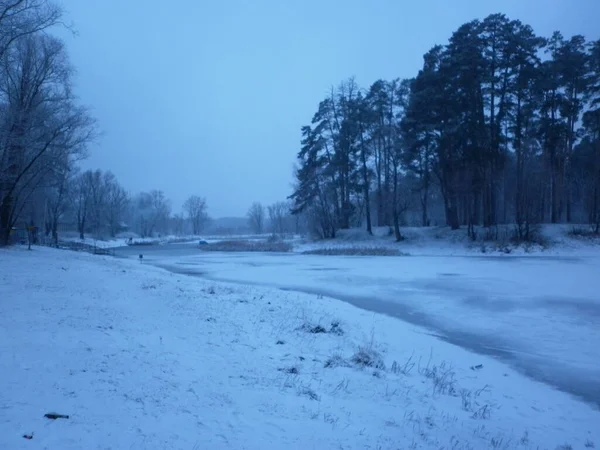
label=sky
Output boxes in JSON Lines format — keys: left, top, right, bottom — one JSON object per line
{"left": 57, "top": 0, "right": 600, "bottom": 218}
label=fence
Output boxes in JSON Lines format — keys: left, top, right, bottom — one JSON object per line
{"left": 42, "top": 240, "right": 116, "bottom": 257}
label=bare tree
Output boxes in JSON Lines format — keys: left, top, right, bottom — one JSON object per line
{"left": 183, "top": 195, "right": 208, "bottom": 235}
{"left": 44, "top": 155, "right": 71, "bottom": 244}
{"left": 103, "top": 172, "right": 128, "bottom": 237}
{"left": 150, "top": 190, "right": 171, "bottom": 235}
{"left": 0, "top": 34, "right": 96, "bottom": 245}
{"left": 70, "top": 170, "right": 90, "bottom": 239}
{"left": 268, "top": 201, "right": 290, "bottom": 235}
{"left": 86, "top": 169, "right": 107, "bottom": 236}
{"left": 132, "top": 190, "right": 171, "bottom": 237}
{"left": 247, "top": 202, "right": 265, "bottom": 234}
{"left": 0, "top": 0, "right": 64, "bottom": 60}
{"left": 132, "top": 193, "right": 153, "bottom": 238}
{"left": 170, "top": 213, "right": 185, "bottom": 236}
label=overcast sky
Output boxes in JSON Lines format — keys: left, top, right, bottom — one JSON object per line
{"left": 58, "top": 0, "right": 599, "bottom": 218}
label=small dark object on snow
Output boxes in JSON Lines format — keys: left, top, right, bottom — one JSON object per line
{"left": 44, "top": 413, "right": 69, "bottom": 420}
{"left": 139, "top": 254, "right": 143, "bottom": 262}
{"left": 470, "top": 364, "right": 484, "bottom": 371}
{"left": 330, "top": 321, "right": 344, "bottom": 335}
{"left": 23, "top": 434, "right": 33, "bottom": 440}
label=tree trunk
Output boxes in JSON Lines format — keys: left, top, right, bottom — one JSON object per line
{"left": 27, "top": 221, "right": 34, "bottom": 250}
{"left": 393, "top": 209, "right": 402, "bottom": 241}
{"left": 447, "top": 172, "right": 460, "bottom": 230}
{"left": 448, "top": 204, "right": 460, "bottom": 230}
{"left": 421, "top": 189, "right": 429, "bottom": 227}
{"left": 551, "top": 169, "right": 558, "bottom": 223}
{"left": 383, "top": 148, "right": 391, "bottom": 226}
{"left": 444, "top": 186, "right": 460, "bottom": 230}
{"left": 565, "top": 161, "right": 572, "bottom": 223}
{"left": 51, "top": 215, "right": 59, "bottom": 245}
{"left": 0, "top": 226, "right": 9, "bottom": 246}
{"left": 0, "top": 193, "right": 13, "bottom": 246}
{"left": 469, "top": 187, "right": 479, "bottom": 226}
{"left": 376, "top": 140, "right": 383, "bottom": 227}
{"left": 360, "top": 141, "right": 372, "bottom": 235}
{"left": 78, "top": 216, "right": 85, "bottom": 240}
{"left": 392, "top": 166, "right": 403, "bottom": 241}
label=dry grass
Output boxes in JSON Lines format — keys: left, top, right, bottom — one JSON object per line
{"left": 199, "top": 240, "right": 292, "bottom": 252}
{"left": 303, "top": 247, "right": 408, "bottom": 257}
{"left": 350, "top": 346, "right": 386, "bottom": 370}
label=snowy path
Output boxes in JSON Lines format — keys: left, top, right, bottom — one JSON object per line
{"left": 115, "top": 244, "right": 600, "bottom": 408}
{"left": 2, "top": 246, "right": 599, "bottom": 449}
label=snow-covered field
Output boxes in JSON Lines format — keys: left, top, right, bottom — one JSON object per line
{"left": 1, "top": 247, "right": 598, "bottom": 449}
{"left": 127, "top": 246, "right": 600, "bottom": 408}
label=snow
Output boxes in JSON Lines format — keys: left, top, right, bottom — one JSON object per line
{"left": 1, "top": 246, "right": 599, "bottom": 449}
{"left": 60, "top": 236, "right": 129, "bottom": 248}
{"left": 149, "top": 250, "right": 600, "bottom": 406}
{"left": 59, "top": 234, "right": 202, "bottom": 249}
{"left": 295, "top": 224, "right": 600, "bottom": 257}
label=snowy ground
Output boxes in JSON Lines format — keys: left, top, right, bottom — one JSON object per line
{"left": 58, "top": 223, "right": 600, "bottom": 254}
{"left": 57, "top": 232, "right": 285, "bottom": 249}
{"left": 1, "top": 247, "right": 599, "bottom": 449}
{"left": 59, "top": 233, "right": 202, "bottom": 249}
{"left": 295, "top": 224, "right": 600, "bottom": 257}
{"left": 119, "top": 245, "right": 600, "bottom": 410}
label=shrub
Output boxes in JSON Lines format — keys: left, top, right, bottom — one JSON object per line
{"left": 350, "top": 346, "right": 386, "bottom": 370}
{"left": 419, "top": 360, "right": 457, "bottom": 396}
{"left": 278, "top": 366, "right": 299, "bottom": 375}
{"left": 391, "top": 353, "right": 415, "bottom": 375}
{"left": 298, "top": 320, "right": 329, "bottom": 334}
{"left": 303, "top": 247, "right": 408, "bottom": 257}
{"left": 329, "top": 320, "right": 344, "bottom": 335}
{"left": 298, "top": 386, "right": 320, "bottom": 401}
{"left": 324, "top": 354, "right": 349, "bottom": 369}
{"left": 200, "top": 240, "right": 292, "bottom": 252}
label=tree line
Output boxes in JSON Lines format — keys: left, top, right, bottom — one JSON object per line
{"left": 0, "top": 1, "right": 95, "bottom": 245}
{"left": 246, "top": 200, "right": 303, "bottom": 235}
{"left": 290, "top": 13, "right": 600, "bottom": 240}
{"left": 7, "top": 161, "right": 211, "bottom": 243}
{"left": 0, "top": 1, "right": 215, "bottom": 245}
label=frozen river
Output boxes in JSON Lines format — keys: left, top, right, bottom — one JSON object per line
{"left": 116, "top": 244, "right": 600, "bottom": 408}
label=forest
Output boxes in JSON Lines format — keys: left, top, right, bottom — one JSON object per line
{"left": 290, "top": 14, "right": 600, "bottom": 241}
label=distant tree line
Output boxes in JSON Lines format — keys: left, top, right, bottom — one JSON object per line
{"left": 290, "top": 14, "right": 600, "bottom": 239}
{"left": 36, "top": 164, "right": 211, "bottom": 241}
{"left": 246, "top": 201, "right": 305, "bottom": 235}
{"left": 5, "top": 157, "right": 211, "bottom": 243}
